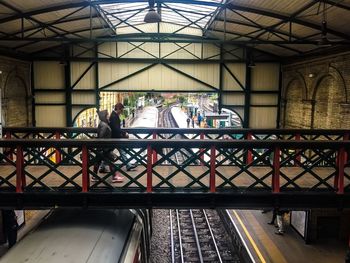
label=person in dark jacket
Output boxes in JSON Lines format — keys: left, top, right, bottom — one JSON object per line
{"left": 109, "top": 103, "right": 136, "bottom": 174}
{"left": 93, "top": 110, "right": 113, "bottom": 177}
{"left": 2, "top": 210, "right": 18, "bottom": 248}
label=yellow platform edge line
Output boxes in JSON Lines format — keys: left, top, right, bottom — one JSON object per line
{"left": 233, "top": 210, "right": 267, "bottom": 263}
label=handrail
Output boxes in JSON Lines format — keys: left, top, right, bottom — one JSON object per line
{"left": 3, "top": 127, "right": 350, "bottom": 135}
{"left": 0, "top": 139, "right": 349, "bottom": 149}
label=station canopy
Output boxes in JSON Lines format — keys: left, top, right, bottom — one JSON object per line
{"left": 0, "top": 0, "right": 350, "bottom": 59}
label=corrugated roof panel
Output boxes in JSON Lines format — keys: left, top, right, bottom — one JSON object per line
{"left": 116, "top": 23, "right": 156, "bottom": 34}
{"left": 32, "top": 7, "right": 97, "bottom": 24}
{"left": 0, "top": 6, "right": 15, "bottom": 19}
{"left": 282, "top": 44, "right": 316, "bottom": 53}
{"left": 6, "top": 0, "right": 79, "bottom": 12}
{"left": 227, "top": 0, "right": 314, "bottom": 16}
{"left": 16, "top": 41, "right": 60, "bottom": 53}
{"left": 297, "top": 3, "right": 350, "bottom": 36}
{"left": 254, "top": 44, "right": 297, "bottom": 57}
{"left": 159, "top": 22, "right": 203, "bottom": 35}
{"left": 224, "top": 9, "right": 281, "bottom": 28}
{"left": 213, "top": 20, "right": 262, "bottom": 37}
{"left": 208, "top": 30, "right": 251, "bottom": 42}
{"left": 0, "top": 19, "right": 20, "bottom": 33}
{"left": 279, "top": 23, "right": 319, "bottom": 39}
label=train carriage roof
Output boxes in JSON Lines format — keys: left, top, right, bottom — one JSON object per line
{"left": 0, "top": 209, "right": 135, "bottom": 263}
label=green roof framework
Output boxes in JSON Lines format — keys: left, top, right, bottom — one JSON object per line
{"left": 0, "top": 0, "right": 349, "bottom": 60}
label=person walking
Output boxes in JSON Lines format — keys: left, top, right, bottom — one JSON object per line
{"left": 186, "top": 117, "right": 190, "bottom": 128}
{"left": 2, "top": 210, "right": 18, "bottom": 248}
{"left": 93, "top": 110, "right": 113, "bottom": 179}
{"left": 109, "top": 103, "right": 136, "bottom": 178}
{"left": 275, "top": 209, "right": 288, "bottom": 235}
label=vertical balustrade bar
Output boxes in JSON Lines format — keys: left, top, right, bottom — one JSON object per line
{"left": 82, "top": 146, "right": 89, "bottom": 192}
{"left": 5, "top": 131, "right": 13, "bottom": 161}
{"left": 273, "top": 146, "right": 280, "bottom": 193}
{"left": 16, "top": 146, "right": 24, "bottom": 193}
{"left": 152, "top": 132, "right": 158, "bottom": 163}
{"left": 295, "top": 133, "right": 301, "bottom": 166}
{"left": 55, "top": 131, "right": 61, "bottom": 163}
{"left": 344, "top": 133, "right": 349, "bottom": 163}
{"left": 337, "top": 147, "right": 345, "bottom": 194}
{"left": 246, "top": 132, "right": 253, "bottom": 165}
{"left": 147, "top": 145, "right": 152, "bottom": 193}
{"left": 200, "top": 133, "right": 204, "bottom": 166}
{"left": 210, "top": 145, "right": 216, "bottom": 193}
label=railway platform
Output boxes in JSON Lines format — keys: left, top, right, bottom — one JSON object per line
{"left": 228, "top": 209, "right": 347, "bottom": 263}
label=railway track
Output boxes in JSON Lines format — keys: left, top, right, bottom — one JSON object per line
{"left": 170, "top": 209, "right": 239, "bottom": 263}
{"left": 158, "top": 106, "right": 240, "bottom": 263}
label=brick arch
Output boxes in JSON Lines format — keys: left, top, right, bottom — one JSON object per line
{"left": 312, "top": 72, "right": 345, "bottom": 129}
{"left": 3, "top": 70, "right": 29, "bottom": 127}
{"left": 283, "top": 75, "right": 306, "bottom": 128}
{"left": 283, "top": 71, "right": 307, "bottom": 100}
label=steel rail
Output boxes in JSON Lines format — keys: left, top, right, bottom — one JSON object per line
{"left": 170, "top": 209, "right": 176, "bottom": 263}
{"left": 176, "top": 210, "right": 185, "bottom": 263}
{"left": 189, "top": 209, "right": 204, "bottom": 263}
{"left": 203, "top": 209, "right": 223, "bottom": 263}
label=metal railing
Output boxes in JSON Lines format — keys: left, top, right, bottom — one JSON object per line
{"left": 0, "top": 139, "right": 348, "bottom": 194}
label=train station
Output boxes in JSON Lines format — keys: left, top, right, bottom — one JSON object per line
{"left": 0, "top": 0, "right": 349, "bottom": 262}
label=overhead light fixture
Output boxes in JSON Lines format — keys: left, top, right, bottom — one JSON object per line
{"left": 318, "top": 2, "right": 332, "bottom": 47}
{"left": 248, "top": 60, "right": 256, "bottom": 68}
{"left": 318, "top": 35, "right": 332, "bottom": 47}
{"left": 248, "top": 50, "right": 256, "bottom": 68}
{"left": 144, "top": 0, "right": 161, "bottom": 23}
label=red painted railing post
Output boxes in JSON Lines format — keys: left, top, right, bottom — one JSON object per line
{"left": 82, "top": 146, "right": 89, "bottom": 192}
{"left": 246, "top": 132, "right": 253, "bottom": 165}
{"left": 5, "top": 131, "right": 13, "bottom": 161}
{"left": 147, "top": 145, "right": 152, "bottom": 193}
{"left": 334, "top": 133, "right": 349, "bottom": 191}
{"left": 273, "top": 146, "right": 280, "bottom": 193}
{"left": 344, "top": 133, "right": 349, "bottom": 163}
{"left": 55, "top": 131, "right": 61, "bottom": 163}
{"left": 295, "top": 133, "right": 301, "bottom": 166}
{"left": 337, "top": 147, "right": 345, "bottom": 194}
{"left": 16, "top": 146, "right": 24, "bottom": 193}
{"left": 200, "top": 133, "right": 204, "bottom": 166}
{"left": 152, "top": 132, "right": 157, "bottom": 163}
{"left": 210, "top": 145, "right": 216, "bottom": 193}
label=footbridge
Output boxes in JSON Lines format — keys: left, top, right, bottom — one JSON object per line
{"left": 0, "top": 128, "right": 349, "bottom": 209}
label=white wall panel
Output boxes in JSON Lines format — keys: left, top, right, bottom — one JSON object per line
{"left": 71, "top": 62, "right": 95, "bottom": 89}
{"left": 104, "top": 64, "right": 214, "bottom": 91}
{"left": 99, "top": 63, "right": 147, "bottom": 88}
{"left": 98, "top": 42, "right": 117, "bottom": 58}
{"left": 172, "top": 64, "right": 219, "bottom": 87}
{"left": 161, "top": 43, "right": 202, "bottom": 59}
{"left": 117, "top": 42, "right": 159, "bottom": 58}
{"left": 72, "top": 93, "right": 95, "bottom": 104}
{"left": 251, "top": 94, "right": 278, "bottom": 105}
{"left": 249, "top": 107, "right": 277, "bottom": 128}
{"left": 202, "top": 44, "right": 220, "bottom": 59}
{"left": 223, "top": 63, "right": 245, "bottom": 91}
{"left": 34, "top": 61, "right": 64, "bottom": 89}
{"left": 35, "top": 92, "right": 65, "bottom": 104}
{"left": 222, "top": 93, "right": 245, "bottom": 105}
{"left": 251, "top": 63, "right": 280, "bottom": 91}
{"left": 36, "top": 106, "right": 66, "bottom": 127}
{"left": 72, "top": 44, "right": 94, "bottom": 57}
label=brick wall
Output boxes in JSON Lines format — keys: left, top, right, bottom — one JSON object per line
{"left": 281, "top": 52, "right": 350, "bottom": 129}
{"left": 0, "top": 56, "right": 31, "bottom": 127}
